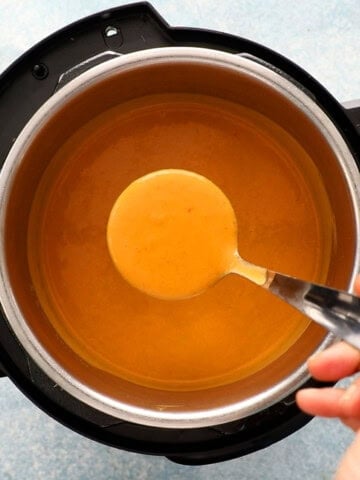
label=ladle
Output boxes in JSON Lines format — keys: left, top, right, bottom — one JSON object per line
{"left": 232, "top": 257, "right": 360, "bottom": 351}
{"left": 107, "top": 169, "right": 360, "bottom": 350}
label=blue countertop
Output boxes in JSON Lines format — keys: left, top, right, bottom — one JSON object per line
{"left": 0, "top": 1, "right": 359, "bottom": 479}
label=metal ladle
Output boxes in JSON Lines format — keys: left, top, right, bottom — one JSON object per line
{"left": 231, "top": 255, "right": 360, "bottom": 350}
{"left": 107, "top": 168, "right": 360, "bottom": 350}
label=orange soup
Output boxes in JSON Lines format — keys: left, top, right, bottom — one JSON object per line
{"left": 27, "top": 93, "right": 335, "bottom": 391}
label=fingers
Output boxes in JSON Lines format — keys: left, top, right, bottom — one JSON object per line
{"left": 305, "top": 277, "right": 360, "bottom": 382}
{"left": 297, "top": 377, "right": 360, "bottom": 422}
{"left": 296, "top": 276, "right": 360, "bottom": 439}
{"left": 296, "top": 387, "right": 345, "bottom": 417}
{"left": 307, "top": 342, "right": 360, "bottom": 381}
{"left": 339, "top": 377, "right": 360, "bottom": 419}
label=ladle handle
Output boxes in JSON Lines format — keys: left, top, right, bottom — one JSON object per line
{"left": 266, "top": 273, "right": 360, "bottom": 350}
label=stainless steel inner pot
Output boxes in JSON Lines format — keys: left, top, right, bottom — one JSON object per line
{"left": 0, "top": 47, "right": 359, "bottom": 428}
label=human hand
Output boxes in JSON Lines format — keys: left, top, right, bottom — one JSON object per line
{"left": 296, "top": 277, "right": 360, "bottom": 479}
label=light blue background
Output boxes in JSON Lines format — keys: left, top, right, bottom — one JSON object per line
{"left": 0, "top": 1, "right": 359, "bottom": 479}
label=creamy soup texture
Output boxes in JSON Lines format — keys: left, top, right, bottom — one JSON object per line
{"left": 28, "top": 93, "right": 335, "bottom": 391}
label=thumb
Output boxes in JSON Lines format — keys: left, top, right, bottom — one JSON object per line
{"left": 336, "top": 429, "right": 360, "bottom": 480}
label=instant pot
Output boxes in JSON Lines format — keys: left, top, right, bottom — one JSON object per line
{"left": 0, "top": 2, "right": 359, "bottom": 465}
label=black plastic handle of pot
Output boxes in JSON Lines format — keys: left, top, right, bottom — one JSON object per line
{"left": 343, "top": 100, "right": 360, "bottom": 136}
{"left": 0, "top": 363, "right": 6, "bottom": 377}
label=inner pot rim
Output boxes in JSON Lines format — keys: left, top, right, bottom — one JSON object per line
{"left": 0, "top": 46, "right": 359, "bottom": 428}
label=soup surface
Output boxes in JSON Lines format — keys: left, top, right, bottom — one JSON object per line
{"left": 28, "top": 93, "right": 335, "bottom": 391}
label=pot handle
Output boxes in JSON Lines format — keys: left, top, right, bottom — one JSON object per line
{"left": 343, "top": 100, "right": 360, "bottom": 135}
